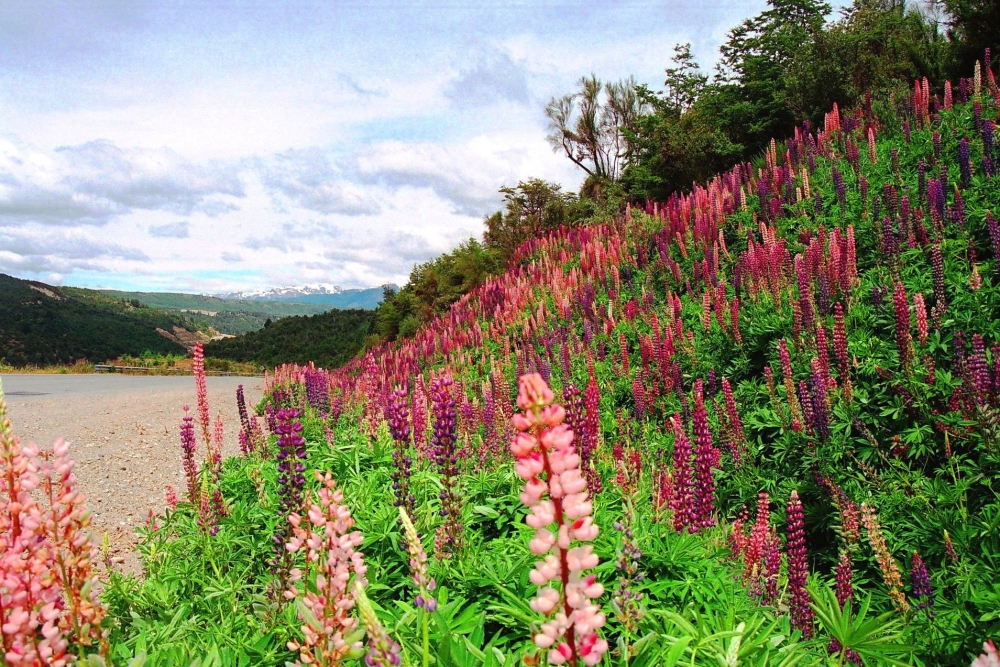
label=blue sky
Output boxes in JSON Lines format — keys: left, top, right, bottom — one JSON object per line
{"left": 1, "top": 0, "right": 785, "bottom": 293}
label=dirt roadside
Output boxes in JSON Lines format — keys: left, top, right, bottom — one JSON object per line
{"left": 1, "top": 374, "right": 264, "bottom": 577}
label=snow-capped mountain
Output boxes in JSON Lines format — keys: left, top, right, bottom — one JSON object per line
{"left": 217, "top": 284, "right": 344, "bottom": 300}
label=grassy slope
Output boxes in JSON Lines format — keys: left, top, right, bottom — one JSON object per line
{"left": 0, "top": 275, "right": 190, "bottom": 366}
{"left": 203, "top": 308, "right": 375, "bottom": 368}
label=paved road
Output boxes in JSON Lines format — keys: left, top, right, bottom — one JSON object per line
{"left": 0, "top": 373, "right": 265, "bottom": 575}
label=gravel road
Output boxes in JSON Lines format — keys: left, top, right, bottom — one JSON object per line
{"left": 0, "top": 374, "right": 264, "bottom": 576}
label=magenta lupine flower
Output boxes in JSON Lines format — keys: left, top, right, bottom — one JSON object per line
{"left": 721, "top": 378, "right": 744, "bottom": 461}
{"left": 512, "top": 373, "right": 609, "bottom": 667}
{"left": 180, "top": 406, "right": 199, "bottom": 503}
{"left": 910, "top": 552, "right": 935, "bottom": 616}
{"left": 582, "top": 373, "right": 602, "bottom": 495}
{"left": 691, "top": 380, "right": 716, "bottom": 530}
{"left": 632, "top": 375, "right": 647, "bottom": 419}
{"left": 931, "top": 244, "right": 946, "bottom": 317}
{"left": 786, "top": 490, "right": 814, "bottom": 638}
{"left": 893, "top": 282, "right": 914, "bottom": 369}
{"left": 835, "top": 550, "right": 853, "bottom": 607}
{"left": 431, "top": 374, "right": 463, "bottom": 558}
{"left": 669, "top": 414, "right": 695, "bottom": 532}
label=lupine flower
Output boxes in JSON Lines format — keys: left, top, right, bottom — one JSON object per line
{"left": 412, "top": 375, "right": 428, "bottom": 453}
{"left": 914, "top": 293, "right": 929, "bottom": 345}
{"left": 386, "top": 388, "right": 415, "bottom": 521}
{"left": 285, "top": 471, "right": 367, "bottom": 666}
{"left": 612, "top": 497, "right": 645, "bottom": 637}
{"left": 972, "top": 640, "right": 999, "bottom": 667}
{"left": 431, "top": 374, "right": 463, "bottom": 558}
{"left": 786, "top": 490, "right": 814, "bottom": 638}
{"left": 835, "top": 550, "right": 853, "bottom": 607}
{"left": 512, "top": 373, "right": 609, "bottom": 667}
{"left": 193, "top": 342, "right": 212, "bottom": 447}
{"left": 931, "top": 244, "right": 947, "bottom": 316}
{"left": 910, "top": 552, "right": 935, "bottom": 616}
{"left": 237, "top": 383, "right": 252, "bottom": 443}
{"left": 582, "top": 373, "right": 602, "bottom": 495}
{"left": 399, "top": 508, "right": 437, "bottom": 611}
{"left": 944, "top": 530, "right": 959, "bottom": 563}
{"left": 180, "top": 406, "right": 199, "bottom": 503}
{"left": 691, "top": 380, "right": 717, "bottom": 530}
{"left": 960, "top": 138, "right": 972, "bottom": 188}
{"left": 354, "top": 582, "right": 402, "bottom": 667}
{"left": 779, "top": 339, "right": 803, "bottom": 428}
{"left": 809, "top": 360, "right": 831, "bottom": 441}
{"left": 721, "top": 378, "right": 745, "bottom": 462}
{"left": 165, "top": 485, "right": 178, "bottom": 511}
{"left": 669, "top": 414, "right": 695, "bottom": 532}
{"left": 893, "top": 282, "right": 914, "bottom": 369}
{"left": 1, "top": 385, "right": 110, "bottom": 664}
{"left": 861, "top": 503, "right": 909, "bottom": 612}
{"left": 274, "top": 408, "right": 308, "bottom": 556}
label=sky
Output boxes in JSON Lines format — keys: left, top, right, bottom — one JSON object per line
{"left": 2, "top": 0, "right": 785, "bottom": 294}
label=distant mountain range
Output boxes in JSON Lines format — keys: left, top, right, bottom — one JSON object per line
{"left": 216, "top": 284, "right": 396, "bottom": 309}
{"left": 99, "top": 284, "right": 393, "bottom": 335}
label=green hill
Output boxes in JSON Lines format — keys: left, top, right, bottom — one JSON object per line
{"left": 204, "top": 308, "right": 375, "bottom": 368}
{"left": 98, "top": 290, "right": 331, "bottom": 335}
{"left": 0, "top": 274, "right": 196, "bottom": 366}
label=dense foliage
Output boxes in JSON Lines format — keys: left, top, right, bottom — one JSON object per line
{"left": 205, "top": 308, "right": 375, "bottom": 369}
{"left": 0, "top": 273, "right": 191, "bottom": 366}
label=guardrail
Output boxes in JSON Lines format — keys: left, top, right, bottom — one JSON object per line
{"left": 93, "top": 365, "right": 261, "bottom": 377}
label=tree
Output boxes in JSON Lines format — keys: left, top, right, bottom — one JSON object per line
{"left": 484, "top": 179, "right": 580, "bottom": 265}
{"left": 545, "top": 76, "right": 649, "bottom": 181}
{"left": 663, "top": 43, "right": 708, "bottom": 115}
{"left": 937, "top": 0, "right": 1000, "bottom": 75}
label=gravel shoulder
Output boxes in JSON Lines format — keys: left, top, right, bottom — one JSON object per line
{"left": 0, "top": 373, "right": 263, "bottom": 576}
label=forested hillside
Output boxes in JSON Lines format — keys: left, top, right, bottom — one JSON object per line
{"left": 0, "top": 274, "right": 191, "bottom": 366}
{"left": 204, "top": 308, "right": 375, "bottom": 368}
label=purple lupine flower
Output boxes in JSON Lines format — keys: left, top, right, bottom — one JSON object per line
{"left": 386, "top": 387, "right": 415, "bottom": 520}
{"left": 832, "top": 166, "right": 846, "bottom": 207}
{"left": 691, "top": 380, "right": 716, "bottom": 530}
{"left": 180, "top": 406, "right": 199, "bottom": 503}
{"left": 985, "top": 120, "right": 995, "bottom": 162}
{"left": 968, "top": 334, "right": 991, "bottom": 405}
{"left": 273, "top": 408, "right": 308, "bottom": 555}
{"left": 910, "top": 552, "right": 935, "bottom": 616}
{"left": 987, "top": 213, "right": 1000, "bottom": 277}
{"left": 430, "top": 374, "right": 463, "bottom": 558}
{"left": 835, "top": 550, "right": 853, "bottom": 607}
{"left": 669, "top": 413, "right": 695, "bottom": 532}
{"left": 304, "top": 367, "right": 330, "bottom": 415}
{"left": 786, "top": 490, "right": 814, "bottom": 638}
{"left": 237, "top": 384, "right": 251, "bottom": 436}
{"left": 809, "top": 361, "right": 831, "bottom": 441}
{"left": 959, "top": 138, "right": 972, "bottom": 189}
{"left": 903, "top": 120, "right": 911, "bottom": 143}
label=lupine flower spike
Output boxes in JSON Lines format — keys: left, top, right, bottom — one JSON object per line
{"left": 512, "top": 373, "right": 608, "bottom": 666}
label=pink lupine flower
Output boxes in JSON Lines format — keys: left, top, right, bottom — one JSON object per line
{"left": 193, "top": 342, "right": 212, "bottom": 447}
{"left": 914, "top": 293, "right": 929, "bottom": 345}
{"left": 512, "top": 373, "right": 608, "bottom": 667}
{"left": 972, "top": 640, "right": 999, "bottom": 667}
{"left": 893, "top": 282, "right": 914, "bottom": 369}
{"left": 285, "top": 471, "right": 367, "bottom": 666}
{"left": 165, "top": 485, "right": 178, "bottom": 511}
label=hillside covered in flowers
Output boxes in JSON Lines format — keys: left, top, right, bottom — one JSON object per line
{"left": 3, "top": 53, "right": 1000, "bottom": 667}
